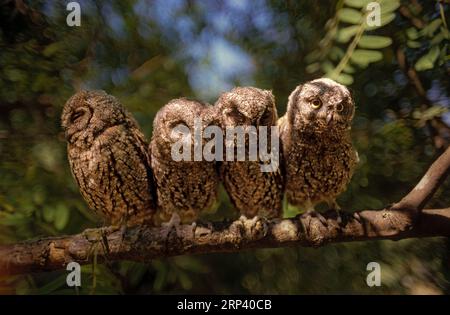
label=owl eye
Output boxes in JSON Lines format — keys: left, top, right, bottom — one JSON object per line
{"left": 71, "top": 108, "right": 86, "bottom": 123}
{"left": 310, "top": 98, "right": 322, "bottom": 109}
{"left": 169, "top": 120, "right": 188, "bottom": 130}
{"left": 259, "top": 109, "right": 273, "bottom": 124}
{"left": 336, "top": 103, "right": 344, "bottom": 112}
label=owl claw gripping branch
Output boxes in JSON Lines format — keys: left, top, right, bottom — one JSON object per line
{"left": 61, "top": 78, "right": 358, "bottom": 232}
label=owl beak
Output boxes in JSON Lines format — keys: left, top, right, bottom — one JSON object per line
{"left": 326, "top": 112, "right": 333, "bottom": 124}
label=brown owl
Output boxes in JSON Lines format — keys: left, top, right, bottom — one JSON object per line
{"left": 279, "top": 78, "right": 358, "bottom": 220}
{"left": 150, "top": 98, "right": 219, "bottom": 225}
{"left": 61, "top": 90, "right": 156, "bottom": 227}
{"left": 215, "top": 87, "right": 284, "bottom": 219}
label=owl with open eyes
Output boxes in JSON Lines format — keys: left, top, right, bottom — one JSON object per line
{"left": 61, "top": 90, "right": 156, "bottom": 227}
{"left": 215, "top": 87, "right": 284, "bottom": 219}
{"left": 150, "top": 98, "right": 219, "bottom": 225}
{"left": 279, "top": 78, "right": 358, "bottom": 218}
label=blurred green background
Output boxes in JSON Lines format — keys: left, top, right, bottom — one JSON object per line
{"left": 0, "top": 0, "right": 449, "bottom": 294}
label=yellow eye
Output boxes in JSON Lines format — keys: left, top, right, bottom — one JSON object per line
{"left": 311, "top": 98, "right": 322, "bottom": 109}
{"left": 336, "top": 103, "right": 344, "bottom": 112}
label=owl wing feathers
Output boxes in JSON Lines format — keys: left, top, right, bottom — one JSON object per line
{"left": 63, "top": 91, "right": 156, "bottom": 226}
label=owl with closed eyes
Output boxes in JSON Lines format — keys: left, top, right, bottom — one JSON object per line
{"left": 150, "top": 98, "right": 219, "bottom": 225}
{"left": 61, "top": 90, "right": 156, "bottom": 227}
{"left": 279, "top": 78, "right": 358, "bottom": 219}
{"left": 215, "top": 87, "right": 284, "bottom": 219}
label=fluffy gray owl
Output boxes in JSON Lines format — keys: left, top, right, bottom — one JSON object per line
{"left": 150, "top": 98, "right": 219, "bottom": 225}
{"left": 279, "top": 78, "right": 358, "bottom": 218}
{"left": 61, "top": 90, "right": 156, "bottom": 227}
{"left": 215, "top": 87, "right": 284, "bottom": 219}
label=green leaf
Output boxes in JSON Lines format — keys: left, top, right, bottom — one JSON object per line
{"left": 421, "top": 19, "right": 442, "bottom": 37}
{"left": 406, "top": 27, "right": 420, "bottom": 40}
{"left": 439, "top": 44, "right": 448, "bottom": 65}
{"left": 358, "top": 35, "right": 392, "bottom": 48}
{"left": 413, "top": 105, "right": 448, "bottom": 121}
{"left": 43, "top": 42, "right": 64, "bottom": 58}
{"left": 321, "top": 60, "right": 335, "bottom": 73}
{"left": 53, "top": 203, "right": 70, "bottom": 230}
{"left": 335, "top": 25, "right": 360, "bottom": 43}
{"left": 305, "top": 62, "right": 320, "bottom": 74}
{"left": 443, "top": 27, "right": 450, "bottom": 40}
{"left": 351, "top": 49, "right": 383, "bottom": 66}
{"left": 407, "top": 40, "right": 422, "bottom": 48}
{"left": 42, "top": 206, "right": 54, "bottom": 223}
{"left": 365, "top": 13, "right": 396, "bottom": 30}
{"left": 380, "top": 0, "right": 400, "bottom": 14}
{"left": 430, "top": 31, "right": 445, "bottom": 45}
{"left": 336, "top": 73, "right": 354, "bottom": 85}
{"left": 0, "top": 213, "right": 30, "bottom": 227}
{"left": 338, "top": 8, "right": 363, "bottom": 24}
{"left": 344, "top": 0, "right": 372, "bottom": 8}
{"left": 329, "top": 46, "right": 345, "bottom": 61}
{"left": 343, "top": 63, "right": 356, "bottom": 74}
{"left": 326, "top": 72, "right": 354, "bottom": 85}
{"left": 414, "top": 46, "right": 440, "bottom": 71}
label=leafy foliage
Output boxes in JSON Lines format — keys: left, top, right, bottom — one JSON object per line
{"left": 305, "top": 0, "right": 399, "bottom": 85}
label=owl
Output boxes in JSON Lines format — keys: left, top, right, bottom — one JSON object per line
{"left": 215, "top": 87, "right": 284, "bottom": 219}
{"left": 279, "top": 78, "right": 358, "bottom": 219}
{"left": 150, "top": 98, "right": 219, "bottom": 225}
{"left": 61, "top": 90, "right": 156, "bottom": 227}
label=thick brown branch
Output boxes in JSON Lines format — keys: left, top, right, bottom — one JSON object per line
{"left": 393, "top": 146, "right": 450, "bottom": 214}
{"left": 1, "top": 208, "right": 450, "bottom": 276}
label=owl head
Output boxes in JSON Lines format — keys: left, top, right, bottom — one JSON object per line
{"left": 151, "top": 98, "right": 208, "bottom": 157}
{"left": 216, "top": 87, "right": 277, "bottom": 127}
{"left": 287, "top": 78, "right": 355, "bottom": 133}
{"left": 61, "top": 90, "right": 135, "bottom": 146}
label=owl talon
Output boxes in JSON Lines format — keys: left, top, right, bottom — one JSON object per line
{"left": 353, "top": 212, "right": 362, "bottom": 223}
{"left": 304, "top": 210, "right": 328, "bottom": 226}
{"left": 82, "top": 227, "right": 112, "bottom": 258}
{"left": 336, "top": 212, "right": 343, "bottom": 225}
{"left": 162, "top": 213, "right": 182, "bottom": 231}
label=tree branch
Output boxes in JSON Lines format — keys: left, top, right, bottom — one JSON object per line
{"left": 392, "top": 146, "right": 450, "bottom": 214}
{"left": 0, "top": 208, "right": 450, "bottom": 276}
{"left": 1, "top": 137, "right": 450, "bottom": 276}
